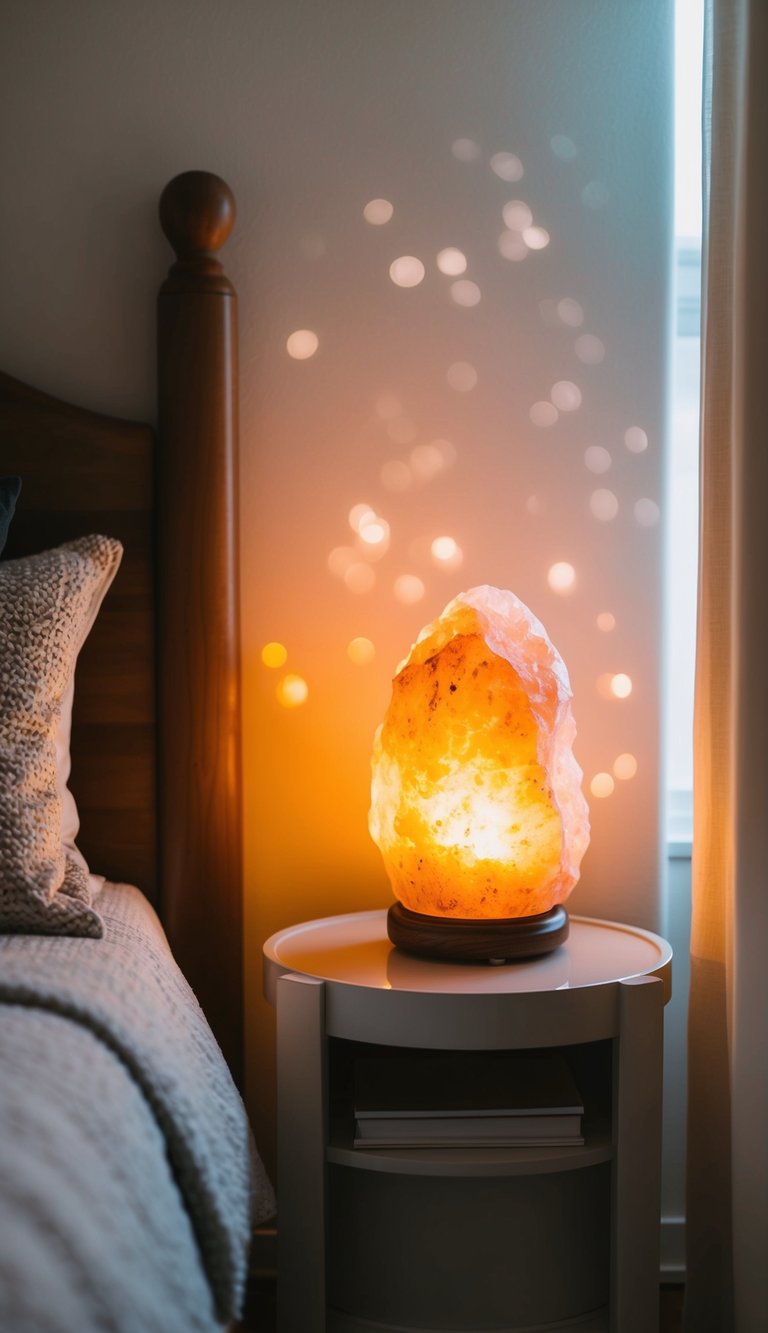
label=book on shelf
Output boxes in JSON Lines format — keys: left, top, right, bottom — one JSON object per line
{"left": 352, "top": 1051, "right": 585, "bottom": 1149}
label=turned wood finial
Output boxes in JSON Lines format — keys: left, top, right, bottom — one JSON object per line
{"left": 159, "top": 170, "right": 236, "bottom": 263}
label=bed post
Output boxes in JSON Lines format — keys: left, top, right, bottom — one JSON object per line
{"left": 157, "top": 171, "right": 243, "bottom": 1085}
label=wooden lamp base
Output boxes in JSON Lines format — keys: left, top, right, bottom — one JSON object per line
{"left": 387, "top": 901, "right": 569, "bottom": 963}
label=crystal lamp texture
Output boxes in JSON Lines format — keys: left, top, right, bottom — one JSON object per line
{"left": 369, "top": 586, "right": 590, "bottom": 957}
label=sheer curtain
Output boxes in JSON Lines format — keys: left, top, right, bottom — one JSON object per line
{"left": 686, "top": 2, "right": 768, "bottom": 1330}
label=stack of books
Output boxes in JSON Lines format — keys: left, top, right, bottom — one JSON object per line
{"left": 353, "top": 1052, "right": 584, "bottom": 1148}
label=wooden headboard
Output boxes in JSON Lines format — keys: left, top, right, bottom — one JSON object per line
{"left": 0, "top": 172, "right": 243, "bottom": 1083}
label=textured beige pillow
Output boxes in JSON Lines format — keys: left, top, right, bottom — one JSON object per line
{"left": 0, "top": 535, "right": 123, "bottom": 935}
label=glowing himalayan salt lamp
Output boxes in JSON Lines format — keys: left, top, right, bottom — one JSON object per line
{"left": 369, "top": 585, "right": 590, "bottom": 961}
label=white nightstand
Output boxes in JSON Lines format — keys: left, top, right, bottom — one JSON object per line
{"left": 264, "top": 911, "right": 672, "bottom": 1333}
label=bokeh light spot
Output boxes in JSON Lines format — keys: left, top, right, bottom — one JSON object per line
{"left": 530, "top": 401, "right": 559, "bottom": 427}
{"left": 349, "top": 503, "right": 375, "bottom": 534}
{"left": 286, "top": 329, "right": 319, "bottom": 360}
{"left": 610, "top": 673, "right": 633, "bottom": 699}
{"left": 548, "top": 562, "right": 576, "bottom": 594}
{"left": 497, "top": 230, "right": 529, "bottom": 261}
{"left": 387, "top": 417, "right": 417, "bottom": 444}
{"left": 390, "top": 256, "right": 425, "bottom": 288}
{"left": 347, "top": 637, "right": 376, "bottom": 665}
{"left": 613, "top": 753, "right": 638, "bottom": 781}
{"left": 327, "top": 545, "right": 357, "bottom": 577}
{"left": 490, "top": 152, "right": 524, "bottom": 181}
{"left": 523, "top": 225, "right": 550, "bottom": 250}
{"left": 344, "top": 563, "right": 376, "bottom": 594}
{"left": 502, "top": 200, "right": 533, "bottom": 232}
{"left": 582, "top": 180, "right": 610, "bottom": 209}
{"left": 625, "top": 426, "right": 649, "bottom": 453}
{"left": 634, "top": 498, "right": 660, "bottom": 527}
{"left": 551, "top": 380, "right": 582, "bottom": 411}
{"left": 450, "top": 279, "right": 481, "bottom": 306}
{"left": 394, "top": 574, "right": 426, "bottom": 604}
{"left": 410, "top": 443, "right": 445, "bottom": 481}
{"left": 261, "top": 641, "right": 288, "bottom": 669}
{"left": 584, "top": 446, "right": 612, "bottom": 474}
{"left": 431, "top": 535, "right": 463, "bottom": 569}
{"left": 590, "top": 772, "right": 615, "bottom": 798}
{"left": 363, "top": 198, "right": 394, "bottom": 225}
{"left": 551, "top": 135, "right": 578, "bottom": 160}
{"left": 590, "top": 488, "right": 619, "bottom": 521}
{"left": 436, "top": 247, "right": 467, "bottom": 276}
{"left": 596, "top": 611, "right": 616, "bottom": 632}
{"left": 277, "top": 674, "right": 308, "bottom": 708}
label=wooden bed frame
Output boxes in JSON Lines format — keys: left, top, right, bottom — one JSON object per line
{"left": 0, "top": 172, "right": 243, "bottom": 1083}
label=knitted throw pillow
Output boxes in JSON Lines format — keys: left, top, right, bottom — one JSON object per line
{"left": 0, "top": 535, "right": 123, "bottom": 935}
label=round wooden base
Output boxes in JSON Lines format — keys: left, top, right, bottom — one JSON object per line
{"left": 387, "top": 902, "right": 569, "bottom": 963}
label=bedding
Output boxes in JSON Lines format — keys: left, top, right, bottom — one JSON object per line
{"left": 0, "top": 878, "right": 274, "bottom": 1331}
{"left": 0, "top": 535, "right": 121, "bottom": 935}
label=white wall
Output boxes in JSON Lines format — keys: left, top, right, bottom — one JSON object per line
{"left": 1, "top": 0, "right": 672, "bottom": 1180}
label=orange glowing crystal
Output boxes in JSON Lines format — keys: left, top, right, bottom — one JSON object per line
{"left": 369, "top": 586, "right": 590, "bottom": 918}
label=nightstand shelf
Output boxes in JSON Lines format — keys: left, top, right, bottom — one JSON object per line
{"left": 264, "top": 910, "right": 671, "bottom": 1333}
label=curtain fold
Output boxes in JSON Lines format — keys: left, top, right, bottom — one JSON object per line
{"left": 687, "top": 3, "right": 768, "bottom": 1330}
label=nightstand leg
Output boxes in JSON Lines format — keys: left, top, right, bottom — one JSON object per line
{"left": 611, "top": 974, "right": 665, "bottom": 1332}
{"left": 276, "top": 973, "right": 327, "bottom": 1333}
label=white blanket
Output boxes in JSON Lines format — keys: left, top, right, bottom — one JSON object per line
{"left": 0, "top": 881, "right": 274, "bottom": 1332}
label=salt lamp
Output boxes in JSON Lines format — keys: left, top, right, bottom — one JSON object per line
{"left": 369, "top": 586, "right": 590, "bottom": 961}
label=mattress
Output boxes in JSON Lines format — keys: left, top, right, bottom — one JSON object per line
{"left": 0, "top": 881, "right": 274, "bottom": 1333}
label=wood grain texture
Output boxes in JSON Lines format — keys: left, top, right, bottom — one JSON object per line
{"left": 0, "top": 371, "right": 157, "bottom": 897}
{"left": 157, "top": 171, "right": 243, "bottom": 1084}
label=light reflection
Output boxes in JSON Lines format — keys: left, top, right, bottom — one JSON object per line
{"left": 394, "top": 574, "right": 426, "bottom": 604}
{"left": 277, "top": 674, "right": 308, "bottom": 708}
{"left": 551, "top": 381, "right": 581, "bottom": 411}
{"left": 634, "top": 498, "right": 660, "bottom": 527}
{"left": 344, "top": 563, "right": 376, "bottom": 594}
{"left": 530, "top": 401, "right": 559, "bottom": 427}
{"left": 502, "top": 200, "right": 533, "bottom": 232}
{"left": 596, "top": 611, "right": 616, "bottom": 632}
{"left": 363, "top": 198, "right": 394, "bottom": 225}
{"left": 547, "top": 562, "right": 576, "bottom": 594}
{"left": 557, "top": 299, "right": 584, "bottom": 327}
{"left": 286, "top": 329, "right": 319, "bottom": 360}
{"left": 261, "top": 642, "right": 288, "bottom": 669}
{"left": 551, "top": 135, "right": 577, "bottom": 160}
{"left": 590, "top": 772, "right": 614, "bottom": 798}
{"left": 446, "top": 361, "right": 478, "bottom": 391}
{"left": 380, "top": 460, "right": 412, "bottom": 493}
{"left": 436, "top": 247, "right": 467, "bottom": 276}
{"left": 522, "top": 226, "right": 550, "bottom": 250}
{"left": 613, "top": 753, "right": 638, "bottom": 781}
{"left": 347, "top": 637, "right": 376, "bottom": 665}
{"left": 390, "top": 256, "right": 426, "bottom": 288}
{"left": 450, "top": 279, "right": 481, "bottom": 306}
{"left": 590, "top": 488, "right": 619, "bottom": 521}
{"left": 575, "top": 334, "right": 606, "bottom": 364}
{"left": 624, "top": 426, "right": 649, "bottom": 453}
{"left": 490, "top": 152, "right": 524, "bottom": 181}
{"left": 451, "top": 138, "right": 481, "bottom": 161}
{"left": 584, "top": 446, "right": 612, "bottom": 474}
{"left": 497, "top": 231, "right": 528, "bottom": 261}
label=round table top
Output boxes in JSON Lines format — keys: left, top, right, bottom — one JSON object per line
{"left": 263, "top": 909, "right": 672, "bottom": 999}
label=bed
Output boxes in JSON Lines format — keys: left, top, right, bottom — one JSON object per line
{"left": 0, "top": 171, "right": 274, "bottom": 1331}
